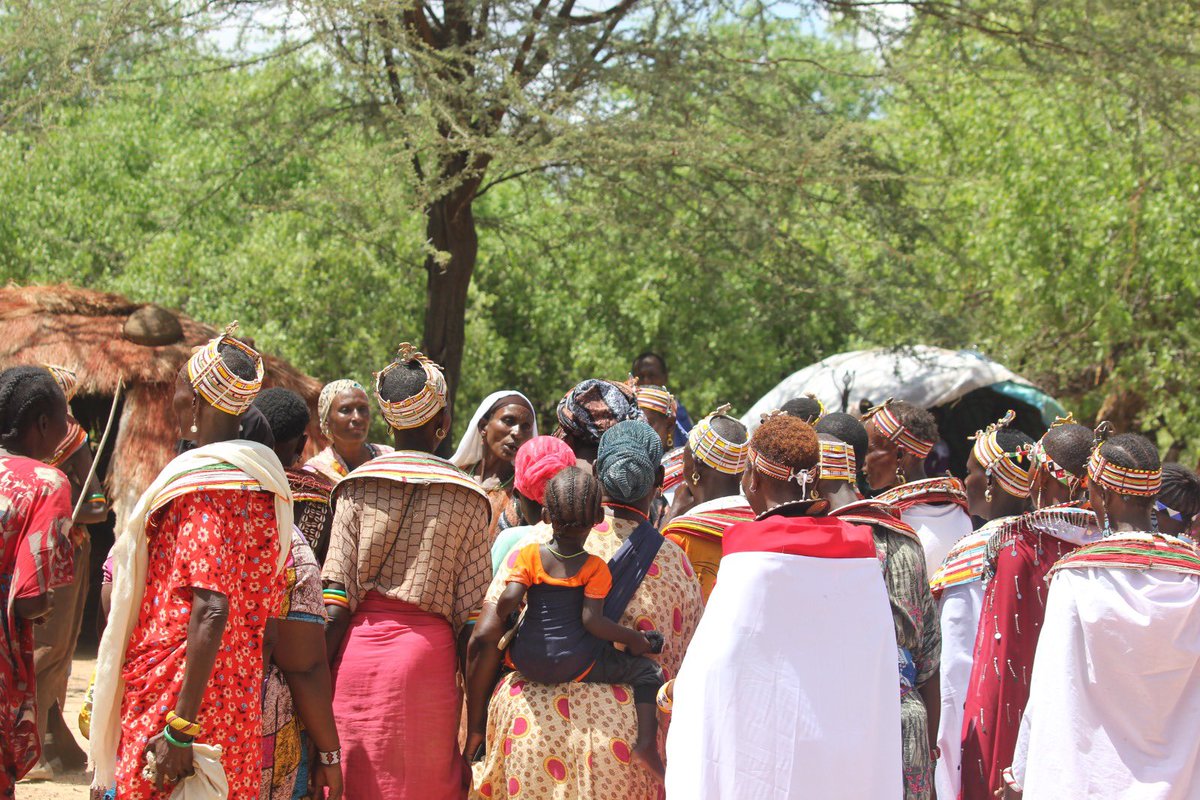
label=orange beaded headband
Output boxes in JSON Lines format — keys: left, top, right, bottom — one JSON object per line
{"left": 375, "top": 343, "right": 447, "bottom": 431}
{"left": 186, "top": 322, "right": 264, "bottom": 416}
{"left": 971, "top": 410, "right": 1032, "bottom": 499}
{"left": 748, "top": 444, "right": 820, "bottom": 490}
{"left": 866, "top": 399, "right": 935, "bottom": 460}
{"left": 818, "top": 439, "right": 857, "bottom": 484}
{"left": 47, "top": 420, "right": 88, "bottom": 468}
{"left": 1087, "top": 448, "right": 1161, "bottom": 497}
{"left": 636, "top": 385, "right": 677, "bottom": 418}
{"left": 44, "top": 364, "right": 79, "bottom": 402}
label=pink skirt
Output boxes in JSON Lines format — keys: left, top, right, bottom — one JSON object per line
{"left": 331, "top": 593, "right": 465, "bottom": 799}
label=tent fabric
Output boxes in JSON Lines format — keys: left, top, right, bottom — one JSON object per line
{"left": 742, "top": 346, "right": 1055, "bottom": 430}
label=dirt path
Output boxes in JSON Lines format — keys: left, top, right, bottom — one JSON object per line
{"left": 17, "top": 656, "right": 95, "bottom": 799}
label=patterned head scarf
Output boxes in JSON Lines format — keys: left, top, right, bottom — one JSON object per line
{"left": 514, "top": 436, "right": 577, "bottom": 504}
{"left": 970, "top": 410, "right": 1033, "bottom": 499}
{"left": 687, "top": 404, "right": 749, "bottom": 475}
{"left": 635, "top": 385, "right": 677, "bottom": 419}
{"left": 186, "top": 322, "right": 264, "bottom": 416}
{"left": 554, "top": 379, "right": 642, "bottom": 445}
{"left": 818, "top": 438, "right": 857, "bottom": 484}
{"left": 44, "top": 364, "right": 79, "bottom": 402}
{"left": 1087, "top": 422, "right": 1161, "bottom": 497}
{"left": 865, "top": 398, "right": 935, "bottom": 460}
{"left": 318, "top": 379, "right": 366, "bottom": 438}
{"left": 596, "top": 420, "right": 664, "bottom": 503}
{"left": 374, "top": 343, "right": 447, "bottom": 431}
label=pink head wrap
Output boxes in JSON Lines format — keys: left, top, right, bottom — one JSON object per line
{"left": 514, "top": 436, "right": 577, "bottom": 505}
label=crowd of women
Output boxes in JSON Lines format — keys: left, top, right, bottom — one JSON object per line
{"left": 1, "top": 330, "right": 1198, "bottom": 800}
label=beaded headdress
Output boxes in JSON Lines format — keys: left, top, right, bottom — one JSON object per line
{"left": 818, "top": 438, "right": 857, "bottom": 484}
{"left": 374, "top": 343, "right": 447, "bottom": 431}
{"left": 186, "top": 322, "right": 264, "bottom": 416}
{"left": 635, "top": 385, "right": 677, "bottom": 419}
{"left": 1086, "top": 421, "right": 1161, "bottom": 497}
{"left": 47, "top": 419, "right": 88, "bottom": 468}
{"left": 970, "top": 410, "right": 1032, "bottom": 499}
{"left": 865, "top": 398, "right": 935, "bottom": 460}
{"left": 44, "top": 364, "right": 79, "bottom": 402}
{"left": 686, "top": 404, "right": 749, "bottom": 475}
{"left": 1029, "top": 413, "right": 1085, "bottom": 492}
{"left": 748, "top": 444, "right": 820, "bottom": 492}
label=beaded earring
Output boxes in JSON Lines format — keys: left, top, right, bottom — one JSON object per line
{"left": 189, "top": 396, "right": 199, "bottom": 434}
{"left": 691, "top": 471, "right": 701, "bottom": 485}
{"left": 895, "top": 465, "right": 906, "bottom": 486}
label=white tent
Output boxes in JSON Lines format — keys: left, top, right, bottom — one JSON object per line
{"left": 742, "top": 346, "right": 1063, "bottom": 432}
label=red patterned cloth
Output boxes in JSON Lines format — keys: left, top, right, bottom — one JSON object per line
{"left": 114, "top": 489, "right": 285, "bottom": 800}
{"left": 0, "top": 454, "right": 74, "bottom": 794}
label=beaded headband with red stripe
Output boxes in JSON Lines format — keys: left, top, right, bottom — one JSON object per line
{"left": 187, "top": 322, "right": 264, "bottom": 416}
{"left": 866, "top": 399, "right": 935, "bottom": 460}
{"left": 970, "top": 410, "right": 1032, "bottom": 499}
{"left": 748, "top": 444, "right": 820, "bottom": 491}
{"left": 375, "top": 343, "right": 447, "bottom": 431}
{"left": 636, "top": 385, "right": 677, "bottom": 418}
{"left": 687, "top": 404, "right": 749, "bottom": 475}
{"left": 47, "top": 420, "right": 88, "bottom": 468}
{"left": 1030, "top": 413, "right": 1085, "bottom": 493}
{"left": 1087, "top": 447, "right": 1161, "bottom": 497}
{"left": 44, "top": 364, "right": 79, "bottom": 402}
{"left": 818, "top": 439, "right": 857, "bottom": 484}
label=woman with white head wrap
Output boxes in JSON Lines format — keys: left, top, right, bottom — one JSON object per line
{"left": 451, "top": 390, "right": 537, "bottom": 538}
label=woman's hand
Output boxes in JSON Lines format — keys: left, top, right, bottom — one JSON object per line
{"left": 626, "top": 633, "right": 653, "bottom": 657}
{"left": 464, "top": 731, "right": 486, "bottom": 763}
{"left": 310, "top": 762, "right": 343, "bottom": 799}
{"left": 14, "top": 591, "right": 53, "bottom": 622}
{"left": 143, "top": 731, "right": 194, "bottom": 790}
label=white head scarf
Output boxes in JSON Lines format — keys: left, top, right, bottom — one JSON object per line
{"left": 450, "top": 390, "right": 538, "bottom": 469}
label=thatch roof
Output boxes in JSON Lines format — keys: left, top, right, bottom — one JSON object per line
{"left": 0, "top": 283, "right": 319, "bottom": 397}
{"left": 0, "top": 283, "right": 326, "bottom": 532}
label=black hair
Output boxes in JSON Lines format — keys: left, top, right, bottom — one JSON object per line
{"left": 1159, "top": 463, "right": 1200, "bottom": 518}
{"left": 781, "top": 396, "right": 824, "bottom": 424}
{"left": 0, "top": 366, "right": 64, "bottom": 447}
{"left": 1098, "top": 432, "right": 1161, "bottom": 473}
{"left": 379, "top": 359, "right": 429, "bottom": 402}
{"left": 709, "top": 415, "right": 748, "bottom": 445}
{"left": 632, "top": 351, "right": 667, "bottom": 374}
{"left": 218, "top": 342, "right": 258, "bottom": 381}
{"left": 544, "top": 466, "right": 601, "bottom": 530}
{"left": 253, "top": 387, "right": 311, "bottom": 442}
{"left": 1041, "top": 423, "right": 1093, "bottom": 477}
{"left": 815, "top": 412, "right": 869, "bottom": 470}
{"left": 995, "top": 428, "right": 1036, "bottom": 470}
{"left": 889, "top": 401, "right": 939, "bottom": 448}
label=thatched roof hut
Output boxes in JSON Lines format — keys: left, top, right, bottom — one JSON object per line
{"left": 0, "top": 283, "right": 325, "bottom": 534}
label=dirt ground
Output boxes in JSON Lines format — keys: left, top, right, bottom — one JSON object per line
{"left": 17, "top": 656, "right": 96, "bottom": 799}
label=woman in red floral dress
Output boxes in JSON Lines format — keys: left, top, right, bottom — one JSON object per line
{"left": 0, "top": 366, "right": 75, "bottom": 796}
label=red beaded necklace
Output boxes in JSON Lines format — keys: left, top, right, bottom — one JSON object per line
{"left": 602, "top": 501, "right": 649, "bottom": 521}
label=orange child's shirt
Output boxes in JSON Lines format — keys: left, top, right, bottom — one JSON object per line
{"left": 508, "top": 543, "right": 612, "bottom": 599}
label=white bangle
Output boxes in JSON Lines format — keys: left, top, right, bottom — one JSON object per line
{"left": 318, "top": 748, "right": 342, "bottom": 766}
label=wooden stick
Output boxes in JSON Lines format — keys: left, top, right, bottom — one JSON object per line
{"left": 72, "top": 378, "right": 123, "bottom": 523}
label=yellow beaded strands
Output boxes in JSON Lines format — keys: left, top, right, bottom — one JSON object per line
{"left": 186, "top": 322, "right": 265, "bottom": 415}
{"left": 635, "top": 385, "right": 677, "bottom": 418}
{"left": 687, "top": 403, "right": 749, "bottom": 474}
{"left": 374, "top": 343, "right": 447, "bottom": 431}
{"left": 818, "top": 438, "right": 857, "bottom": 484}
{"left": 970, "top": 410, "right": 1033, "bottom": 500}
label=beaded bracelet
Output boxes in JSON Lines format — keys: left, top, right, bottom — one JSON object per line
{"left": 166, "top": 710, "right": 203, "bottom": 737}
{"left": 322, "top": 589, "right": 350, "bottom": 609}
{"left": 318, "top": 748, "right": 342, "bottom": 766}
{"left": 163, "top": 727, "right": 193, "bottom": 749}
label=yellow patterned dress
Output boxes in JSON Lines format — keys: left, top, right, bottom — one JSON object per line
{"left": 472, "top": 513, "right": 703, "bottom": 800}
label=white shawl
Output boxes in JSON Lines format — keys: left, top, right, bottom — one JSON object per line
{"left": 90, "top": 441, "right": 292, "bottom": 790}
{"left": 449, "top": 390, "right": 537, "bottom": 470}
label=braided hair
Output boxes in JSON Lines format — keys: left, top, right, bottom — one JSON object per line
{"left": 995, "top": 428, "right": 1036, "bottom": 472}
{"left": 815, "top": 412, "right": 868, "bottom": 471}
{"left": 544, "top": 466, "right": 602, "bottom": 531}
{"left": 1041, "top": 423, "right": 1093, "bottom": 478}
{"left": 781, "top": 396, "right": 823, "bottom": 425}
{"left": 1097, "top": 432, "right": 1161, "bottom": 474}
{"left": 0, "top": 366, "right": 65, "bottom": 449}
{"left": 253, "top": 387, "right": 311, "bottom": 443}
{"left": 1159, "top": 463, "right": 1200, "bottom": 520}
{"left": 218, "top": 342, "right": 258, "bottom": 381}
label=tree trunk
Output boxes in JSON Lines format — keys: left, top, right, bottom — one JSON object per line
{"left": 421, "top": 188, "right": 478, "bottom": 426}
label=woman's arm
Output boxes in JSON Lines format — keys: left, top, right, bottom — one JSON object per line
{"left": 323, "top": 581, "right": 351, "bottom": 663}
{"left": 582, "top": 598, "right": 651, "bottom": 655}
{"left": 464, "top": 603, "right": 508, "bottom": 760}
{"left": 143, "top": 587, "right": 229, "bottom": 787}
{"left": 273, "top": 618, "right": 343, "bottom": 800}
